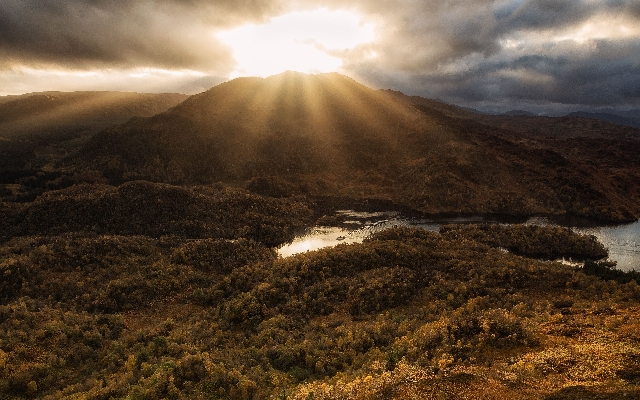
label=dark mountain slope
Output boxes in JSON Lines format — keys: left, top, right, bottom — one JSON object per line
{"left": 66, "top": 72, "right": 640, "bottom": 222}
{"left": 567, "top": 111, "right": 640, "bottom": 129}
{"left": 390, "top": 91, "right": 640, "bottom": 221}
{"left": 473, "top": 114, "right": 640, "bottom": 140}
{"left": 0, "top": 91, "right": 188, "bottom": 172}
{"left": 75, "top": 72, "right": 438, "bottom": 183}
{"left": 0, "top": 91, "right": 189, "bottom": 135}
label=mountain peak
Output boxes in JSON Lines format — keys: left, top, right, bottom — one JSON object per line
{"left": 64, "top": 74, "right": 640, "bottom": 222}
{"left": 70, "top": 73, "right": 438, "bottom": 185}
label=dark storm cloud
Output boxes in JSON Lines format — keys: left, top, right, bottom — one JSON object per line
{"left": 0, "top": 0, "right": 283, "bottom": 70}
{"left": 361, "top": 0, "right": 638, "bottom": 67}
{"left": 362, "top": 38, "right": 640, "bottom": 110}
{"left": 332, "top": 0, "right": 640, "bottom": 110}
{"left": 494, "top": 0, "right": 591, "bottom": 30}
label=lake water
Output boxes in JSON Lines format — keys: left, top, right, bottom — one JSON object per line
{"left": 278, "top": 210, "right": 640, "bottom": 272}
{"left": 552, "top": 220, "right": 640, "bottom": 271}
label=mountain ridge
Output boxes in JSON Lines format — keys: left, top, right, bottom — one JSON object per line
{"left": 60, "top": 72, "right": 640, "bottom": 222}
{"left": 0, "top": 91, "right": 189, "bottom": 177}
{"left": 565, "top": 110, "right": 640, "bottom": 129}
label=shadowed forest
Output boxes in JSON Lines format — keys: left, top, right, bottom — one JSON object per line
{"left": 1, "top": 72, "right": 640, "bottom": 399}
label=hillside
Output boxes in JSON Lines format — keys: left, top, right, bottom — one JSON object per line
{"left": 0, "top": 91, "right": 188, "bottom": 173}
{"left": 72, "top": 73, "right": 433, "bottom": 185}
{"left": 64, "top": 72, "right": 640, "bottom": 222}
{"left": 0, "top": 91, "right": 189, "bottom": 137}
{"left": 1, "top": 222, "right": 639, "bottom": 399}
{"left": 566, "top": 111, "right": 640, "bottom": 129}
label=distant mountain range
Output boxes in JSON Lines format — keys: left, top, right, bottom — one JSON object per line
{"left": 500, "top": 110, "right": 537, "bottom": 116}
{"left": 564, "top": 110, "right": 640, "bottom": 129}
{"left": 497, "top": 108, "right": 640, "bottom": 129}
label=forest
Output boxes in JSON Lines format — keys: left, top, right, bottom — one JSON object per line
{"left": 1, "top": 181, "right": 640, "bottom": 399}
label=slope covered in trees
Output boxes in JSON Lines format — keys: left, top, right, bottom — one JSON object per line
{"left": 63, "top": 72, "right": 640, "bottom": 222}
{"left": 1, "top": 225, "right": 639, "bottom": 399}
{"left": 0, "top": 91, "right": 188, "bottom": 189}
{"left": 0, "top": 181, "right": 312, "bottom": 247}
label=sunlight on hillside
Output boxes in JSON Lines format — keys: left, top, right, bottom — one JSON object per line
{"left": 217, "top": 9, "right": 375, "bottom": 78}
{"left": 0, "top": 67, "right": 208, "bottom": 96}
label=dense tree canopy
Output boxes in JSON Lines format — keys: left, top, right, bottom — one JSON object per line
{"left": 1, "top": 222, "right": 639, "bottom": 399}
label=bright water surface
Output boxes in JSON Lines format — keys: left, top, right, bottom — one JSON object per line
{"left": 278, "top": 210, "right": 640, "bottom": 272}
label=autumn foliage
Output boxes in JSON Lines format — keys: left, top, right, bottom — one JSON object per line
{"left": 1, "top": 212, "right": 639, "bottom": 399}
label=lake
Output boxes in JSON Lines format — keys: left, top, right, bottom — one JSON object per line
{"left": 278, "top": 210, "right": 640, "bottom": 272}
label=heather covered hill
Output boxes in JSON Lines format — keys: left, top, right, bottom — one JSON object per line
{"left": 0, "top": 180, "right": 312, "bottom": 247}
{"left": 73, "top": 72, "right": 437, "bottom": 184}
{"left": 392, "top": 107, "right": 640, "bottom": 222}
{"left": 64, "top": 72, "right": 640, "bottom": 222}
{"left": 0, "top": 91, "right": 188, "bottom": 171}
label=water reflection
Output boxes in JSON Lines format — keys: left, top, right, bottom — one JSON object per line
{"left": 278, "top": 226, "right": 363, "bottom": 258}
{"left": 278, "top": 211, "right": 495, "bottom": 258}
{"left": 278, "top": 210, "right": 640, "bottom": 272}
{"left": 524, "top": 218, "right": 640, "bottom": 271}
{"left": 574, "top": 221, "right": 640, "bottom": 271}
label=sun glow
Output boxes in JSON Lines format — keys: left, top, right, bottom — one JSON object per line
{"left": 217, "top": 9, "right": 375, "bottom": 78}
{"left": 0, "top": 67, "right": 210, "bottom": 96}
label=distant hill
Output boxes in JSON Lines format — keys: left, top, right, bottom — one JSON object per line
{"left": 0, "top": 91, "right": 188, "bottom": 171}
{"left": 566, "top": 111, "right": 640, "bottom": 129}
{"left": 470, "top": 114, "right": 640, "bottom": 140}
{"left": 501, "top": 109, "right": 537, "bottom": 116}
{"left": 61, "top": 72, "right": 640, "bottom": 222}
{"left": 0, "top": 91, "right": 189, "bottom": 137}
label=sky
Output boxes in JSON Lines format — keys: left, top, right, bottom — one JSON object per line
{"left": 1, "top": 0, "right": 639, "bottom": 114}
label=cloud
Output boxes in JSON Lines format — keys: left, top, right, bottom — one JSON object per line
{"left": 1, "top": 0, "right": 639, "bottom": 111}
{"left": 340, "top": 0, "right": 640, "bottom": 110}
{"left": 0, "top": 0, "right": 283, "bottom": 71}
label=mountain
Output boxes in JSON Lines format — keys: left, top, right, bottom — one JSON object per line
{"left": 566, "top": 111, "right": 640, "bottom": 129}
{"left": 0, "top": 91, "right": 188, "bottom": 172}
{"left": 62, "top": 71, "right": 640, "bottom": 222}
{"left": 0, "top": 91, "right": 189, "bottom": 134}
{"left": 73, "top": 73, "right": 435, "bottom": 185}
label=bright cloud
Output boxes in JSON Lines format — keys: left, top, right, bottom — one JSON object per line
{"left": 217, "top": 9, "right": 375, "bottom": 78}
